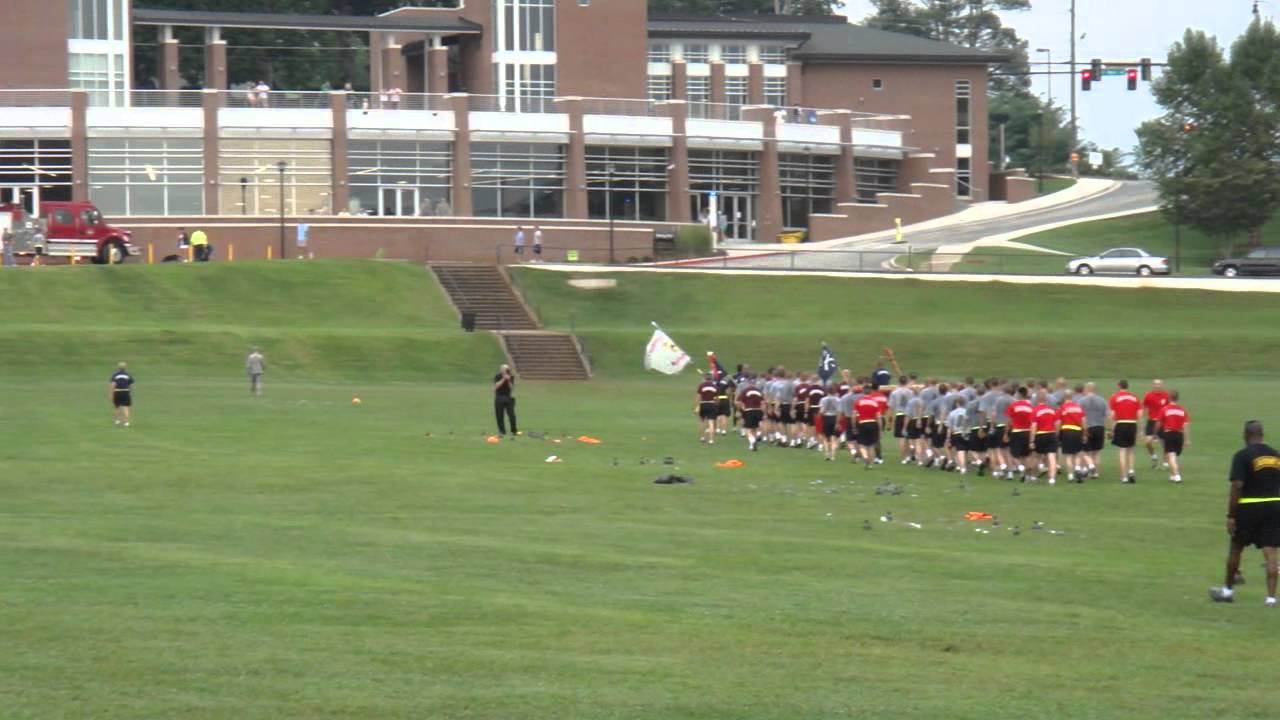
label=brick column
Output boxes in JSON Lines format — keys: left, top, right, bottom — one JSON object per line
{"left": 380, "top": 43, "right": 405, "bottom": 91}
{"left": 671, "top": 61, "right": 688, "bottom": 101}
{"left": 330, "top": 92, "right": 349, "bottom": 214}
{"left": 747, "top": 63, "right": 764, "bottom": 105}
{"left": 659, "top": 100, "right": 691, "bottom": 224}
{"left": 709, "top": 62, "right": 726, "bottom": 119}
{"left": 159, "top": 26, "right": 181, "bottom": 91}
{"left": 202, "top": 90, "right": 220, "bottom": 214}
{"left": 743, "top": 106, "right": 781, "bottom": 243}
{"left": 427, "top": 44, "right": 449, "bottom": 94}
{"left": 559, "top": 98, "right": 587, "bottom": 220}
{"left": 820, "top": 110, "right": 854, "bottom": 203}
{"left": 70, "top": 91, "right": 89, "bottom": 202}
{"left": 204, "top": 29, "right": 227, "bottom": 91}
{"left": 449, "top": 94, "right": 472, "bottom": 216}
{"left": 786, "top": 62, "right": 804, "bottom": 107}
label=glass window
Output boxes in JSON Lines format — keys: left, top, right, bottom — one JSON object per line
{"left": 689, "top": 150, "right": 759, "bottom": 194}
{"left": 725, "top": 77, "right": 749, "bottom": 108}
{"left": 955, "top": 80, "right": 972, "bottom": 145}
{"left": 764, "top": 77, "right": 787, "bottom": 107}
{"left": 218, "top": 139, "right": 333, "bottom": 216}
{"left": 759, "top": 44, "right": 787, "bottom": 64}
{"left": 586, "top": 146, "right": 668, "bottom": 222}
{"left": 956, "top": 157, "right": 972, "bottom": 198}
{"left": 88, "top": 137, "right": 204, "bottom": 216}
{"left": 720, "top": 45, "right": 747, "bottom": 64}
{"left": 855, "top": 158, "right": 898, "bottom": 202}
{"left": 346, "top": 140, "right": 452, "bottom": 217}
{"left": 0, "top": 140, "right": 74, "bottom": 208}
{"left": 683, "top": 44, "right": 709, "bottom": 63}
{"left": 496, "top": 0, "right": 555, "bottom": 52}
{"left": 471, "top": 142, "right": 564, "bottom": 219}
{"left": 647, "top": 75, "right": 672, "bottom": 103}
{"left": 648, "top": 43, "right": 671, "bottom": 63}
{"left": 779, "top": 153, "right": 834, "bottom": 230}
{"left": 497, "top": 63, "right": 556, "bottom": 112}
{"left": 687, "top": 75, "right": 710, "bottom": 118}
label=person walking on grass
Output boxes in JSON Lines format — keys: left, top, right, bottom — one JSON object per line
{"left": 1143, "top": 378, "right": 1171, "bottom": 469}
{"left": 818, "top": 386, "right": 841, "bottom": 461}
{"left": 695, "top": 373, "right": 718, "bottom": 444}
{"left": 246, "top": 347, "right": 266, "bottom": 396}
{"left": 1109, "top": 379, "right": 1141, "bottom": 483}
{"left": 1155, "top": 390, "right": 1190, "bottom": 484}
{"left": 1210, "top": 420, "right": 1280, "bottom": 607}
{"left": 110, "top": 362, "right": 134, "bottom": 427}
{"left": 494, "top": 364, "right": 518, "bottom": 437}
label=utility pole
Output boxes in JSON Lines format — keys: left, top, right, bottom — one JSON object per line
{"left": 1069, "top": 0, "right": 1078, "bottom": 176}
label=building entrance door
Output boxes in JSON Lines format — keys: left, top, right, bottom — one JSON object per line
{"left": 379, "top": 186, "right": 420, "bottom": 216}
{"left": 692, "top": 192, "right": 754, "bottom": 243}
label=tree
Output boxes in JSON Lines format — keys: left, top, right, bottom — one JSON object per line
{"left": 1137, "top": 23, "right": 1280, "bottom": 247}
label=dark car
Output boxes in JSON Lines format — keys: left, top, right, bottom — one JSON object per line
{"left": 1212, "top": 247, "right": 1280, "bottom": 277}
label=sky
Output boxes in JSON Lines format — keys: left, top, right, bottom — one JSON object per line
{"left": 838, "top": 0, "right": 1263, "bottom": 155}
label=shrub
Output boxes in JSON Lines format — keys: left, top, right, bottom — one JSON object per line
{"left": 674, "top": 224, "right": 713, "bottom": 256}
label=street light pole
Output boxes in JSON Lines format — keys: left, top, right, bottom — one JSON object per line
{"left": 1069, "top": 0, "right": 1078, "bottom": 174}
{"left": 607, "top": 163, "right": 616, "bottom": 264}
{"left": 276, "top": 161, "right": 287, "bottom": 260}
{"left": 240, "top": 176, "right": 249, "bottom": 216}
{"left": 1036, "top": 48, "right": 1053, "bottom": 193}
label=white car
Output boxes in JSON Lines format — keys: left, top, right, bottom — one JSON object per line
{"left": 1065, "top": 248, "right": 1171, "bottom": 276}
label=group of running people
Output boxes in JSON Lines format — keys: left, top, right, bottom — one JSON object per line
{"left": 696, "top": 368, "right": 1190, "bottom": 485}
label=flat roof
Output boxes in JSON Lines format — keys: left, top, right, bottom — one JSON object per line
{"left": 132, "top": 7, "right": 482, "bottom": 34}
{"left": 649, "top": 14, "right": 1004, "bottom": 64}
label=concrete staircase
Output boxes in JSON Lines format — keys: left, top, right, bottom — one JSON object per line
{"left": 430, "top": 263, "right": 590, "bottom": 381}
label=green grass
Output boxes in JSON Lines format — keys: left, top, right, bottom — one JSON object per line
{"left": 1037, "top": 176, "right": 1077, "bottom": 196}
{"left": 6, "top": 262, "right": 1280, "bottom": 718}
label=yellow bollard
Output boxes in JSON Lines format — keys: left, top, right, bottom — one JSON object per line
{"left": 187, "top": 245, "right": 193, "bottom": 263}
{"left": 267, "top": 245, "right": 273, "bottom": 261}
{"left": 147, "top": 243, "right": 154, "bottom": 265}
{"left": 70, "top": 253, "right": 78, "bottom": 265}
{"left": 228, "top": 243, "right": 234, "bottom": 262}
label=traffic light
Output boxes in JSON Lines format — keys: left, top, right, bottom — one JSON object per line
{"left": 1127, "top": 69, "right": 1138, "bottom": 91}
{"left": 1081, "top": 70, "right": 1093, "bottom": 91}
{"left": 1140, "top": 57, "right": 1152, "bottom": 81}
{"left": 1091, "top": 58, "right": 1103, "bottom": 80}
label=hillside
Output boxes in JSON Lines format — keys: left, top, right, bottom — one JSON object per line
{"left": 0, "top": 261, "right": 504, "bottom": 380}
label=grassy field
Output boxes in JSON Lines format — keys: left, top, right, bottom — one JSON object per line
{"left": 4, "top": 261, "right": 1280, "bottom": 719}
{"left": 1037, "top": 176, "right": 1077, "bottom": 196}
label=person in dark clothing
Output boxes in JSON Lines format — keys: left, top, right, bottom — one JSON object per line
{"left": 1210, "top": 420, "right": 1280, "bottom": 606}
{"left": 494, "top": 364, "right": 518, "bottom": 436}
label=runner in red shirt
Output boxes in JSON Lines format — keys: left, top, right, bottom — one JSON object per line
{"left": 793, "top": 375, "right": 810, "bottom": 449}
{"left": 1142, "top": 379, "right": 1171, "bottom": 468}
{"left": 1058, "top": 390, "right": 1091, "bottom": 482}
{"left": 739, "top": 376, "right": 765, "bottom": 452}
{"left": 1109, "top": 379, "right": 1142, "bottom": 483}
{"left": 872, "top": 387, "right": 890, "bottom": 464}
{"left": 1006, "top": 386, "right": 1035, "bottom": 474}
{"left": 695, "top": 374, "right": 719, "bottom": 444}
{"left": 1032, "top": 394, "right": 1061, "bottom": 484}
{"left": 1155, "top": 390, "right": 1190, "bottom": 483}
{"left": 853, "top": 392, "right": 882, "bottom": 468}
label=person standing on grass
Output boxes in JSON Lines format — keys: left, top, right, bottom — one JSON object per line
{"left": 818, "top": 386, "right": 841, "bottom": 461}
{"left": 513, "top": 226, "right": 526, "bottom": 260}
{"left": 1155, "top": 391, "right": 1190, "bottom": 484}
{"left": 246, "top": 347, "right": 266, "bottom": 396}
{"left": 1210, "top": 420, "right": 1280, "bottom": 607}
{"left": 190, "top": 228, "right": 210, "bottom": 262}
{"left": 695, "top": 372, "right": 718, "bottom": 444}
{"left": 1079, "top": 382, "right": 1108, "bottom": 480}
{"left": 1058, "top": 389, "right": 1089, "bottom": 482}
{"left": 1006, "top": 386, "right": 1034, "bottom": 479}
{"left": 945, "top": 397, "right": 969, "bottom": 475}
{"left": 1032, "top": 392, "right": 1061, "bottom": 484}
{"left": 494, "top": 364, "right": 518, "bottom": 437}
{"left": 739, "top": 376, "right": 764, "bottom": 452}
{"left": 1109, "top": 379, "right": 1142, "bottom": 483}
{"left": 853, "top": 390, "right": 881, "bottom": 469}
{"left": 110, "top": 362, "right": 134, "bottom": 427}
{"left": 1142, "top": 379, "right": 1171, "bottom": 469}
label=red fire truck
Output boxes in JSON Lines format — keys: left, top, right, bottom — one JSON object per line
{"left": 0, "top": 201, "right": 135, "bottom": 264}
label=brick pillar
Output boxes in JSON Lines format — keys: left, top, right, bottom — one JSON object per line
{"left": 204, "top": 36, "right": 227, "bottom": 91}
{"left": 368, "top": 32, "right": 382, "bottom": 92}
{"left": 380, "top": 44, "right": 405, "bottom": 91}
{"left": 427, "top": 45, "right": 449, "bottom": 94}
{"left": 709, "top": 62, "right": 726, "bottom": 119}
{"left": 70, "top": 91, "right": 88, "bottom": 202}
{"left": 786, "top": 62, "right": 804, "bottom": 107}
{"left": 160, "top": 38, "right": 181, "bottom": 91}
{"left": 559, "top": 98, "right": 587, "bottom": 219}
{"left": 659, "top": 100, "right": 691, "bottom": 224}
{"left": 449, "top": 94, "right": 472, "bottom": 216}
{"left": 743, "top": 106, "right": 781, "bottom": 243}
{"left": 747, "top": 63, "right": 764, "bottom": 105}
{"left": 330, "top": 92, "right": 348, "bottom": 215}
{"left": 820, "top": 110, "right": 854, "bottom": 203}
{"left": 202, "top": 90, "right": 221, "bottom": 214}
{"left": 671, "top": 61, "right": 688, "bottom": 101}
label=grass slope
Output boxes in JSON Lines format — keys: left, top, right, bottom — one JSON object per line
{"left": 5, "top": 262, "right": 1280, "bottom": 718}
{"left": 0, "top": 260, "right": 503, "bottom": 380}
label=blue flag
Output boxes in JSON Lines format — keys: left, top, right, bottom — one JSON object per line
{"left": 818, "top": 344, "right": 837, "bottom": 383}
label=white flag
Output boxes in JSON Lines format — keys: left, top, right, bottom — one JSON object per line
{"left": 644, "top": 328, "right": 691, "bottom": 375}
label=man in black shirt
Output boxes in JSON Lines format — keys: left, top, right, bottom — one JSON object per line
{"left": 493, "top": 364, "right": 518, "bottom": 436}
{"left": 1210, "top": 420, "right": 1280, "bottom": 607}
{"left": 109, "top": 362, "right": 134, "bottom": 427}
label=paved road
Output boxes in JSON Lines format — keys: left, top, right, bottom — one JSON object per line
{"left": 705, "top": 180, "right": 1159, "bottom": 272}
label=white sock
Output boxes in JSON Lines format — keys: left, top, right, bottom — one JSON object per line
{"left": 1222, "top": 587, "right": 1234, "bottom": 597}
{"left": 1267, "top": 596, "right": 1277, "bottom": 606}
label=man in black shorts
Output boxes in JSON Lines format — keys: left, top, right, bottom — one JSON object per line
{"left": 694, "top": 373, "right": 718, "bottom": 444}
{"left": 738, "top": 376, "right": 765, "bottom": 451}
{"left": 1210, "top": 421, "right": 1280, "bottom": 607}
{"left": 110, "top": 362, "right": 134, "bottom": 427}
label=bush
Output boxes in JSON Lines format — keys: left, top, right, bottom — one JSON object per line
{"left": 674, "top": 224, "right": 713, "bottom": 256}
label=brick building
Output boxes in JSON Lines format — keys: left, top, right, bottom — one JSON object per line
{"left": 0, "top": 0, "right": 1004, "bottom": 251}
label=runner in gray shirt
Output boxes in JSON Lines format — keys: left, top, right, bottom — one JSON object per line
{"left": 1078, "top": 381, "right": 1109, "bottom": 479}
{"left": 775, "top": 372, "right": 798, "bottom": 446}
{"left": 961, "top": 378, "right": 979, "bottom": 403}
{"left": 838, "top": 391, "right": 857, "bottom": 457}
{"left": 818, "top": 392, "right": 842, "bottom": 460}
{"left": 989, "top": 384, "right": 1015, "bottom": 477}
{"left": 966, "top": 388, "right": 988, "bottom": 474}
{"left": 888, "top": 378, "right": 913, "bottom": 460}
{"left": 946, "top": 399, "right": 971, "bottom": 474}
{"left": 905, "top": 391, "right": 926, "bottom": 465}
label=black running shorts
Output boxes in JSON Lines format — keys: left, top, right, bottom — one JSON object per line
{"left": 1086, "top": 426, "right": 1106, "bottom": 452}
{"left": 857, "top": 422, "right": 880, "bottom": 447}
{"left": 1060, "top": 429, "right": 1084, "bottom": 455}
{"left": 1112, "top": 422, "right": 1137, "bottom": 448}
{"left": 699, "top": 402, "right": 717, "bottom": 420}
{"left": 1009, "top": 430, "right": 1031, "bottom": 458}
{"left": 1034, "top": 432, "right": 1059, "bottom": 455}
{"left": 893, "top": 414, "right": 907, "bottom": 438}
{"left": 1160, "top": 430, "right": 1184, "bottom": 456}
{"left": 1234, "top": 501, "right": 1280, "bottom": 549}
{"left": 743, "top": 408, "right": 763, "bottom": 430}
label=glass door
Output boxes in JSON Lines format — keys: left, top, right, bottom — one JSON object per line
{"left": 723, "top": 193, "right": 752, "bottom": 242}
{"left": 379, "top": 186, "right": 420, "bottom": 216}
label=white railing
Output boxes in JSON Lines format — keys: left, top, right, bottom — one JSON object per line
{"left": 346, "top": 92, "right": 452, "bottom": 112}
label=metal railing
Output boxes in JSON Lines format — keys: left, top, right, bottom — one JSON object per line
{"left": 575, "top": 97, "right": 658, "bottom": 117}
{"left": 346, "top": 92, "right": 452, "bottom": 112}
{"left": 0, "top": 90, "right": 74, "bottom": 107}
{"left": 130, "top": 90, "right": 205, "bottom": 108}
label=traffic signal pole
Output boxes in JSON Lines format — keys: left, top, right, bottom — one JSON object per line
{"left": 1069, "top": 0, "right": 1078, "bottom": 176}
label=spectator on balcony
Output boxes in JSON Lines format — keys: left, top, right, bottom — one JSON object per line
{"left": 434, "top": 197, "right": 452, "bottom": 217}
{"left": 388, "top": 87, "right": 403, "bottom": 109}
{"left": 254, "top": 81, "right": 271, "bottom": 108}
